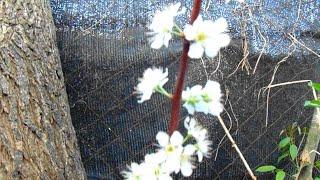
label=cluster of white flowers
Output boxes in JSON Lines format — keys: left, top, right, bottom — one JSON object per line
{"left": 135, "top": 68, "right": 223, "bottom": 116}
{"left": 122, "top": 117, "right": 211, "bottom": 180}
{"left": 182, "top": 80, "right": 223, "bottom": 116}
{"left": 129, "top": 3, "right": 228, "bottom": 179}
{"left": 148, "top": 3, "right": 230, "bottom": 59}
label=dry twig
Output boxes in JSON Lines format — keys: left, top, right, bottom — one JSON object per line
{"left": 217, "top": 115, "right": 257, "bottom": 180}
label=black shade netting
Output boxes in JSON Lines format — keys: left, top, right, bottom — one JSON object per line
{"left": 51, "top": 0, "right": 320, "bottom": 179}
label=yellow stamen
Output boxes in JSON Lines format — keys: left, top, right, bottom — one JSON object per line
{"left": 196, "top": 32, "right": 206, "bottom": 42}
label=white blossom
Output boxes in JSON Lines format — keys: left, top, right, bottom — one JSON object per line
{"left": 135, "top": 67, "right": 168, "bottom": 103}
{"left": 143, "top": 153, "right": 172, "bottom": 180}
{"left": 156, "top": 131, "right": 184, "bottom": 173}
{"left": 123, "top": 128, "right": 212, "bottom": 179}
{"left": 149, "top": 3, "right": 185, "bottom": 49}
{"left": 197, "top": 80, "right": 223, "bottom": 116}
{"left": 183, "top": 117, "right": 211, "bottom": 162}
{"left": 182, "top": 85, "right": 203, "bottom": 114}
{"left": 194, "top": 128, "right": 212, "bottom": 162}
{"left": 179, "top": 144, "right": 196, "bottom": 177}
{"left": 122, "top": 162, "right": 145, "bottom": 180}
{"left": 182, "top": 80, "right": 223, "bottom": 116}
{"left": 184, "top": 117, "right": 204, "bottom": 138}
{"left": 183, "top": 15, "right": 230, "bottom": 59}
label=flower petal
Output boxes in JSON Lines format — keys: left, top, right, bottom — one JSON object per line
{"left": 163, "top": 33, "right": 172, "bottom": 47}
{"left": 208, "top": 103, "right": 223, "bottom": 116}
{"left": 204, "top": 46, "right": 219, "bottom": 58}
{"left": 181, "top": 163, "right": 193, "bottom": 177}
{"left": 184, "top": 144, "right": 196, "bottom": 155}
{"left": 151, "top": 34, "right": 165, "bottom": 49}
{"left": 197, "top": 151, "right": 204, "bottom": 162}
{"left": 192, "top": 15, "right": 203, "bottom": 30}
{"left": 195, "top": 101, "right": 209, "bottom": 114}
{"left": 188, "top": 42, "right": 204, "bottom": 59}
{"left": 211, "top": 17, "right": 228, "bottom": 34}
{"left": 190, "top": 85, "right": 203, "bottom": 92}
{"left": 183, "top": 24, "right": 196, "bottom": 41}
{"left": 215, "top": 33, "right": 231, "bottom": 47}
{"left": 184, "top": 117, "right": 191, "bottom": 129}
{"left": 170, "top": 131, "right": 183, "bottom": 146}
{"left": 131, "top": 163, "right": 141, "bottom": 172}
{"left": 183, "top": 103, "right": 195, "bottom": 115}
{"left": 156, "top": 131, "right": 169, "bottom": 147}
{"left": 169, "top": 2, "right": 181, "bottom": 16}
{"left": 165, "top": 157, "right": 181, "bottom": 174}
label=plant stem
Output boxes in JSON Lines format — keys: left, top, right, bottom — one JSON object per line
{"left": 217, "top": 115, "right": 257, "bottom": 180}
{"left": 168, "top": 0, "right": 202, "bottom": 135}
{"left": 155, "top": 86, "right": 173, "bottom": 98}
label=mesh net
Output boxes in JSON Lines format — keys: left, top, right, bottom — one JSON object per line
{"left": 51, "top": 0, "right": 320, "bottom": 179}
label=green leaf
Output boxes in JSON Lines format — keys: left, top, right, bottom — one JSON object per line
{"left": 279, "top": 137, "right": 291, "bottom": 149}
{"left": 308, "top": 81, "right": 320, "bottom": 92}
{"left": 276, "top": 170, "right": 286, "bottom": 180}
{"left": 304, "top": 100, "right": 320, "bottom": 108}
{"left": 277, "top": 152, "right": 289, "bottom": 163}
{"left": 315, "top": 160, "right": 320, "bottom": 169}
{"left": 289, "top": 144, "right": 298, "bottom": 160}
{"left": 314, "top": 176, "right": 320, "bottom": 180}
{"left": 256, "top": 165, "right": 277, "bottom": 173}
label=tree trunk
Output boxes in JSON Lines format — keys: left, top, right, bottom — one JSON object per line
{"left": 0, "top": 0, "right": 86, "bottom": 179}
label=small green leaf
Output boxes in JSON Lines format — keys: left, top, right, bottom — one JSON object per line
{"left": 277, "top": 152, "right": 289, "bottom": 163}
{"left": 256, "top": 165, "right": 277, "bottom": 173}
{"left": 315, "top": 160, "right": 320, "bottom": 169}
{"left": 289, "top": 144, "right": 298, "bottom": 160}
{"left": 279, "top": 137, "right": 291, "bottom": 149}
{"left": 314, "top": 176, "right": 320, "bottom": 180}
{"left": 276, "top": 170, "right": 285, "bottom": 180}
{"left": 308, "top": 81, "right": 320, "bottom": 92}
{"left": 304, "top": 100, "right": 320, "bottom": 108}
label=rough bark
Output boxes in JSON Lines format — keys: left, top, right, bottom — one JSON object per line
{"left": 0, "top": 0, "right": 86, "bottom": 179}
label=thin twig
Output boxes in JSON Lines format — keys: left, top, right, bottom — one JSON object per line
{"left": 243, "top": 6, "right": 268, "bottom": 75}
{"left": 288, "top": 34, "right": 320, "bottom": 58}
{"left": 262, "top": 80, "right": 312, "bottom": 127}
{"left": 262, "top": 80, "right": 311, "bottom": 92}
{"left": 217, "top": 115, "right": 256, "bottom": 180}
{"left": 227, "top": 6, "right": 252, "bottom": 77}
{"left": 252, "top": 25, "right": 267, "bottom": 74}
{"left": 215, "top": 108, "right": 233, "bottom": 160}
{"left": 200, "top": 57, "right": 209, "bottom": 80}
{"left": 212, "top": 51, "right": 221, "bottom": 75}
{"left": 297, "top": 131, "right": 306, "bottom": 153}
{"left": 227, "top": 98, "right": 239, "bottom": 135}
{"left": 264, "top": 38, "right": 296, "bottom": 126}
{"left": 309, "top": 150, "right": 320, "bottom": 156}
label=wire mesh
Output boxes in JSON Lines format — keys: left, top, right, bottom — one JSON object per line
{"left": 51, "top": 0, "right": 320, "bottom": 179}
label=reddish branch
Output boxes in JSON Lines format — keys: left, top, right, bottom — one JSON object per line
{"left": 168, "top": 0, "right": 202, "bottom": 135}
